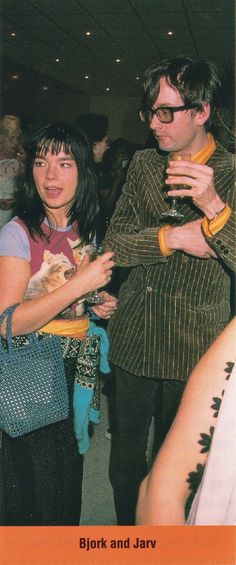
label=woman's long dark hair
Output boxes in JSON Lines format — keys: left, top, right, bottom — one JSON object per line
{"left": 16, "top": 123, "right": 99, "bottom": 244}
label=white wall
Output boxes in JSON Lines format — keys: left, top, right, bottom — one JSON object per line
{"left": 89, "top": 95, "right": 149, "bottom": 145}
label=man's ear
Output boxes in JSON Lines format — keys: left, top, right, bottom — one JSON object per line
{"left": 194, "top": 103, "right": 211, "bottom": 126}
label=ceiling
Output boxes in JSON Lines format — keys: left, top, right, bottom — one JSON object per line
{"left": 1, "top": 0, "right": 235, "bottom": 98}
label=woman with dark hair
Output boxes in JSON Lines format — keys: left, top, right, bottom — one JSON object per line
{"left": 0, "top": 123, "right": 117, "bottom": 525}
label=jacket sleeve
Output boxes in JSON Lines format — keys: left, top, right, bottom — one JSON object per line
{"left": 206, "top": 211, "right": 236, "bottom": 272}
{"left": 204, "top": 163, "right": 235, "bottom": 272}
{"left": 103, "top": 152, "right": 167, "bottom": 267}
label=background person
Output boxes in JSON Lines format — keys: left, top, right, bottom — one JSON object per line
{"left": 99, "top": 138, "right": 135, "bottom": 439}
{"left": 75, "top": 112, "right": 110, "bottom": 165}
{"left": 75, "top": 113, "right": 110, "bottom": 244}
{"left": 0, "top": 123, "right": 117, "bottom": 525}
{"left": 99, "top": 138, "right": 133, "bottom": 234}
{"left": 136, "top": 317, "right": 236, "bottom": 525}
{"left": 0, "top": 114, "right": 26, "bottom": 229}
{"left": 103, "top": 56, "right": 235, "bottom": 525}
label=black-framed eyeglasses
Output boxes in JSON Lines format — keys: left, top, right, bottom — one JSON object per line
{"left": 139, "top": 105, "right": 198, "bottom": 124}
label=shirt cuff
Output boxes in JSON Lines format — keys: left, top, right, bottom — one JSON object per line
{"left": 201, "top": 204, "right": 231, "bottom": 237}
{"left": 157, "top": 225, "right": 175, "bottom": 256}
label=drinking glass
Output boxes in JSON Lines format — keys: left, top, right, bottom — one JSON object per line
{"left": 86, "top": 243, "right": 106, "bottom": 305}
{"left": 161, "top": 151, "right": 191, "bottom": 220}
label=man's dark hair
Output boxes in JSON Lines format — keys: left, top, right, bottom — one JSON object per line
{"left": 16, "top": 123, "right": 99, "bottom": 244}
{"left": 75, "top": 113, "right": 108, "bottom": 145}
{"left": 140, "top": 57, "right": 221, "bottom": 129}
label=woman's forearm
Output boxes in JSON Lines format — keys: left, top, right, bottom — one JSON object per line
{"left": 2, "top": 277, "right": 88, "bottom": 336}
{"left": 0, "top": 253, "right": 114, "bottom": 335}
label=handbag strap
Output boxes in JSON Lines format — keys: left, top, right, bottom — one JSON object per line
{"left": 0, "top": 304, "right": 20, "bottom": 353}
{"left": 0, "top": 303, "right": 38, "bottom": 353}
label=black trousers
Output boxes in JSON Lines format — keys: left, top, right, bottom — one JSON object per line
{"left": 109, "top": 365, "right": 185, "bottom": 525}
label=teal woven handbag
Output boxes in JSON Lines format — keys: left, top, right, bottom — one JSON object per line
{"left": 0, "top": 304, "right": 69, "bottom": 437}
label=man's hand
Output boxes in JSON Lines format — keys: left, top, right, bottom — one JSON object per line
{"left": 92, "top": 291, "right": 118, "bottom": 319}
{"left": 165, "top": 219, "right": 217, "bottom": 258}
{"left": 165, "top": 160, "right": 225, "bottom": 218}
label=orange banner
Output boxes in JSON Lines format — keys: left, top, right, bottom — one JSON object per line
{"left": 0, "top": 525, "right": 235, "bottom": 565}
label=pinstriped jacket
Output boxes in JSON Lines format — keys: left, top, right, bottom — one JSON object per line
{"left": 104, "top": 142, "right": 235, "bottom": 381}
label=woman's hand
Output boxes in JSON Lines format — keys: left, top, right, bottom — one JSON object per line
{"left": 74, "top": 251, "right": 115, "bottom": 295}
{"left": 92, "top": 291, "right": 118, "bottom": 319}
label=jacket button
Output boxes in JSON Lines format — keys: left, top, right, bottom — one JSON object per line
{"left": 147, "top": 286, "right": 152, "bottom": 292}
{"left": 216, "top": 239, "right": 222, "bottom": 245}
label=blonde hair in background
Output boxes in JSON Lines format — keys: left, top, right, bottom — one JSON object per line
{"left": 1, "top": 115, "right": 21, "bottom": 132}
{"left": 0, "top": 114, "right": 22, "bottom": 158}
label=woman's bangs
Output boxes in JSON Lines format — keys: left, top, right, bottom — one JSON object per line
{"left": 35, "top": 134, "right": 73, "bottom": 157}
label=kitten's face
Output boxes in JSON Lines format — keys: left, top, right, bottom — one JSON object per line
{"left": 43, "top": 250, "right": 75, "bottom": 280}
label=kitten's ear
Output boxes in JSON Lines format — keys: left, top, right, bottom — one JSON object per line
{"left": 67, "top": 237, "right": 82, "bottom": 250}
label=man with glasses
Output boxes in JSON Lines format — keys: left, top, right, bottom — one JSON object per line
{"left": 103, "top": 57, "right": 235, "bottom": 525}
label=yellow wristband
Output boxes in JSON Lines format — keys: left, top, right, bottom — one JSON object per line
{"left": 202, "top": 204, "right": 231, "bottom": 237}
{"left": 158, "top": 225, "right": 174, "bottom": 256}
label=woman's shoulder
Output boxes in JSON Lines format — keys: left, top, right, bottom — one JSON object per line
{"left": 0, "top": 217, "right": 30, "bottom": 261}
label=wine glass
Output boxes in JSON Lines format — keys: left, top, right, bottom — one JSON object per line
{"left": 86, "top": 243, "right": 106, "bottom": 305}
{"left": 161, "top": 151, "right": 191, "bottom": 220}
